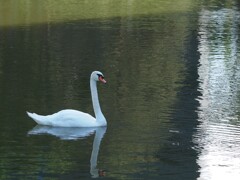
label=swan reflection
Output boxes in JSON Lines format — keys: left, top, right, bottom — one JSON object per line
{"left": 28, "top": 125, "right": 107, "bottom": 178}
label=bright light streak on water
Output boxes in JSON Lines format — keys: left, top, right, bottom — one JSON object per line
{"left": 194, "top": 7, "right": 240, "bottom": 180}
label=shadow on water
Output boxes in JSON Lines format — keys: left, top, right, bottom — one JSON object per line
{"left": 148, "top": 28, "right": 201, "bottom": 180}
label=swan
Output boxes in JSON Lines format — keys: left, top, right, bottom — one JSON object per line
{"left": 27, "top": 71, "right": 107, "bottom": 127}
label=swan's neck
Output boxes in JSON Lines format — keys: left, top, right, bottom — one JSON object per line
{"left": 90, "top": 79, "right": 106, "bottom": 126}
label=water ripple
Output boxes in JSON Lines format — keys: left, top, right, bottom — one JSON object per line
{"left": 194, "top": 7, "right": 240, "bottom": 180}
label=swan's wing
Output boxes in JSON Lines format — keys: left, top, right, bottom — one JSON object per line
{"left": 27, "top": 109, "right": 97, "bottom": 127}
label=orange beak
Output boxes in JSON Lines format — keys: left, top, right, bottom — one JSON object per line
{"left": 99, "top": 76, "right": 107, "bottom": 84}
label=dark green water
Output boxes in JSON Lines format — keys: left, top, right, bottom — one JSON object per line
{"left": 0, "top": 0, "right": 240, "bottom": 179}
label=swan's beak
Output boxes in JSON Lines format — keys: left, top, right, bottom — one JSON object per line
{"left": 99, "top": 76, "right": 107, "bottom": 84}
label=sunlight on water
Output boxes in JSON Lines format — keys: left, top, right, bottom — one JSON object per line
{"left": 194, "top": 7, "right": 240, "bottom": 180}
{"left": 0, "top": 0, "right": 193, "bottom": 27}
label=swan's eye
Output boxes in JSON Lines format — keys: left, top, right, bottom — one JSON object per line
{"left": 97, "top": 74, "right": 106, "bottom": 83}
{"left": 97, "top": 74, "right": 104, "bottom": 78}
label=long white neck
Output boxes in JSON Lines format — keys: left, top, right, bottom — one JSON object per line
{"left": 90, "top": 79, "right": 107, "bottom": 126}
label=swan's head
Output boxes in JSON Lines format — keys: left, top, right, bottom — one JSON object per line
{"left": 91, "top": 71, "right": 107, "bottom": 84}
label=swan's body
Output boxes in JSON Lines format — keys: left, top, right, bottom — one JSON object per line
{"left": 27, "top": 71, "right": 107, "bottom": 127}
{"left": 27, "top": 109, "right": 104, "bottom": 127}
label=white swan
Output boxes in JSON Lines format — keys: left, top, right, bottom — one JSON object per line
{"left": 27, "top": 71, "right": 107, "bottom": 127}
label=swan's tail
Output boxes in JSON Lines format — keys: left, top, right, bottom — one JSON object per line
{"left": 26, "top": 111, "right": 48, "bottom": 125}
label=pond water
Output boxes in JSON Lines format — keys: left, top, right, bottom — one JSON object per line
{"left": 0, "top": 0, "right": 240, "bottom": 179}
